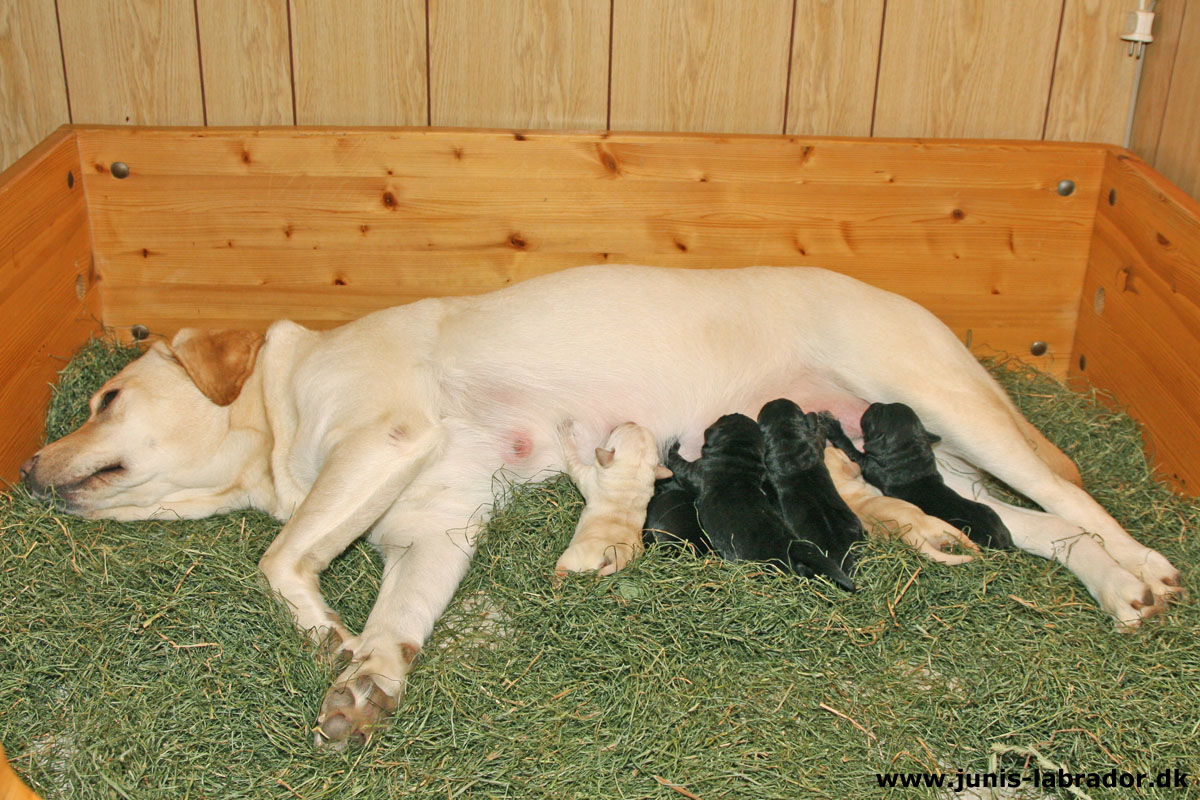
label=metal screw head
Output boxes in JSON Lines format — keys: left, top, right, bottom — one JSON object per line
{"left": 67, "top": 171, "right": 74, "bottom": 188}
{"left": 111, "top": 161, "right": 130, "bottom": 179}
{"left": 130, "top": 324, "right": 149, "bottom": 340}
{"left": 1078, "top": 354, "right": 1087, "bottom": 371}
{"left": 1030, "top": 341, "right": 1048, "bottom": 356}
{"left": 1057, "top": 179, "right": 1075, "bottom": 197}
{"left": 1108, "top": 188, "right": 1117, "bottom": 206}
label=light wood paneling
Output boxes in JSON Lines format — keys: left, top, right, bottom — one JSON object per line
{"left": 1152, "top": 1, "right": 1200, "bottom": 200}
{"left": 0, "top": 128, "right": 101, "bottom": 483}
{"left": 289, "top": 0, "right": 426, "bottom": 125}
{"left": 430, "top": 0, "right": 609, "bottom": 129}
{"left": 1072, "top": 150, "right": 1200, "bottom": 492}
{"left": 1128, "top": 0, "right": 1185, "bottom": 164}
{"left": 874, "top": 0, "right": 1061, "bottom": 138}
{"left": 196, "top": 0, "right": 293, "bottom": 125}
{"left": 76, "top": 127, "right": 1103, "bottom": 374}
{"left": 0, "top": 0, "right": 70, "bottom": 172}
{"left": 57, "top": 0, "right": 204, "bottom": 125}
{"left": 1045, "top": 0, "right": 1138, "bottom": 145}
{"left": 786, "top": 0, "right": 884, "bottom": 136}
{"left": 610, "top": 0, "right": 794, "bottom": 133}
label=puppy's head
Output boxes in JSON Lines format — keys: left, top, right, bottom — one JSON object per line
{"left": 757, "top": 398, "right": 825, "bottom": 469}
{"left": 696, "top": 413, "right": 765, "bottom": 476}
{"left": 599, "top": 422, "right": 672, "bottom": 481}
{"left": 21, "top": 329, "right": 264, "bottom": 519}
{"left": 859, "top": 403, "right": 941, "bottom": 467}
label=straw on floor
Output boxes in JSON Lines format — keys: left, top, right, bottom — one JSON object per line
{"left": 0, "top": 340, "right": 1196, "bottom": 800}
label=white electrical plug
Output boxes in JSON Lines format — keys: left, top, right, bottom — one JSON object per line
{"left": 1121, "top": 9, "right": 1155, "bottom": 58}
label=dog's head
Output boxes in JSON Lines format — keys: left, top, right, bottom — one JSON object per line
{"left": 859, "top": 402, "right": 941, "bottom": 475}
{"left": 20, "top": 329, "right": 264, "bottom": 520}
{"left": 696, "top": 413, "right": 766, "bottom": 480}
{"left": 598, "top": 422, "right": 673, "bottom": 481}
{"left": 757, "top": 398, "right": 825, "bottom": 470}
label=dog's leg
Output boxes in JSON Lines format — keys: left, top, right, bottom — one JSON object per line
{"left": 258, "top": 422, "right": 442, "bottom": 655}
{"left": 937, "top": 455, "right": 1173, "bottom": 629}
{"left": 314, "top": 497, "right": 481, "bottom": 749}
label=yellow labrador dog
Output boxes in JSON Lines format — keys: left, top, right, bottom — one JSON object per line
{"left": 20, "top": 265, "right": 1181, "bottom": 748}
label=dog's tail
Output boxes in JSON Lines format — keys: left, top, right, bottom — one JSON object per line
{"left": 787, "top": 539, "right": 857, "bottom": 592}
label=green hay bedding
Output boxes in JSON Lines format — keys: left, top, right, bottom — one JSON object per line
{"left": 1, "top": 340, "right": 1197, "bottom": 800}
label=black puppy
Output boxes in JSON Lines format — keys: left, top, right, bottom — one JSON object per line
{"left": 666, "top": 413, "right": 855, "bottom": 591}
{"left": 827, "top": 403, "right": 1013, "bottom": 549}
{"left": 641, "top": 476, "right": 710, "bottom": 553}
{"left": 757, "top": 399, "right": 865, "bottom": 570}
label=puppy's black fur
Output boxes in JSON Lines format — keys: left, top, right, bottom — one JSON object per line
{"left": 829, "top": 402, "right": 1013, "bottom": 549}
{"left": 757, "top": 399, "right": 865, "bottom": 570}
{"left": 666, "top": 414, "right": 856, "bottom": 591}
{"left": 641, "top": 477, "right": 710, "bottom": 553}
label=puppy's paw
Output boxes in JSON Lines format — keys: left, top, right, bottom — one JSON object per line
{"left": 555, "top": 538, "right": 641, "bottom": 579}
{"left": 314, "top": 673, "right": 400, "bottom": 750}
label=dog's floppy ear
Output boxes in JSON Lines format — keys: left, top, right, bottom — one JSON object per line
{"left": 594, "top": 447, "right": 615, "bottom": 468}
{"left": 169, "top": 329, "right": 264, "bottom": 406}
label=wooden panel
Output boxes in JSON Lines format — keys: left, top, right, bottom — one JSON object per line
{"left": 57, "top": 0, "right": 204, "bottom": 125}
{"left": 0, "top": 0, "right": 70, "bottom": 172}
{"left": 1072, "top": 150, "right": 1200, "bottom": 493}
{"left": 1045, "top": 0, "right": 1138, "bottom": 145}
{"left": 290, "top": 0, "right": 426, "bottom": 125}
{"left": 1128, "top": 0, "right": 1186, "bottom": 165}
{"left": 429, "top": 0, "right": 609, "bottom": 129}
{"left": 786, "top": 0, "right": 884, "bottom": 137}
{"left": 0, "top": 128, "right": 101, "bottom": 484}
{"left": 195, "top": 0, "right": 293, "bottom": 125}
{"left": 1152, "top": 2, "right": 1200, "bottom": 201}
{"left": 610, "top": 0, "right": 794, "bottom": 134}
{"left": 873, "top": 0, "right": 1061, "bottom": 138}
{"left": 76, "top": 127, "right": 1103, "bottom": 372}
{"left": 0, "top": 742, "right": 42, "bottom": 800}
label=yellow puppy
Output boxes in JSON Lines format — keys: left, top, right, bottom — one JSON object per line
{"left": 824, "top": 446, "right": 979, "bottom": 565}
{"left": 557, "top": 421, "right": 671, "bottom": 577}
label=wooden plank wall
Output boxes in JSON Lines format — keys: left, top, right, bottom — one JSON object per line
{"left": 1072, "top": 149, "right": 1200, "bottom": 493}
{"left": 1129, "top": 0, "right": 1200, "bottom": 202}
{"left": 0, "top": 0, "right": 1161, "bottom": 175}
{"left": 0, "top": 128, "right": 102, "bottom": 484}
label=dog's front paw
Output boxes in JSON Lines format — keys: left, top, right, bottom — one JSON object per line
{"left": 314, "top": 672, "right": 400, "bottom": 750}
{"left": 1125, "top": 548, "right": 1184, "bottom": 607}
{"left": 555, "top": 537, "right": 641, "bottom": 579}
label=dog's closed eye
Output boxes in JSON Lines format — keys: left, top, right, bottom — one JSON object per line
{"left": 97, "top": 389, "right": 120, "bottom": 413}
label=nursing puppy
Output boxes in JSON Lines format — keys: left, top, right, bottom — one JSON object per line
{"left": 824, "top": 446, "right": 979, "bottom": 565}
{"left": 666, "top": 414, "right": 855, "bottom": 591}
{"left": 641, "top": 477, "right": 709, "bottom": 553}
{"left": 757, "top": 399, "right": 865, "bottom": 570}
{"left": 828, "top": 403, "right": 1013, "bottom": 549}
{"left": 556, "top": 421, "right": 670, "bottom": 577}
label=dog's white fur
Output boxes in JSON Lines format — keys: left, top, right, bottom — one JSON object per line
{"left": 823, "top": 446, "right": 980, "bottom": 566}
{"left": 555, "top": 421, "right": 669, "bottom": 577}
{"left": 23, "top": 265, "right": 1182, "bottom": 746}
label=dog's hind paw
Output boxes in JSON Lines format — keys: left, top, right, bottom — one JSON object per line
{"left": 1100, "top": 573, "right": 1166, "bottom": 633}
{"left": 314, "top": 673, "right": 400, "bottom": 750}
{"left": 1125, "top": 548, "right": 1185, "bottom": 607}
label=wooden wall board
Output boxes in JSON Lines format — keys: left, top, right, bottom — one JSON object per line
{"left": 0, "top": 0, "right": 70, "bottom": 172}
{"left": 1045, "top": 0, "right": 1139, "bottom": 145}
{"left": 1072, "top": 150, "right": 1200, "bottom": 492}
{"left": 786, "top": 0, "right": 884, "bottom": 137}
{"left": 195, "top": 0, "right": 294, "bottom": 125}
{"left": 609, "top": 0, "right": 795, "bottom": 133}
{"left": 0, "top": 128, "right": 101, "bottom": 484}
{"left": 75, "top": 128, "right": 1102, "bottom": 372}
{"left": 1151, "top": 0, "right": 1200, "bottom": 201}
{"left": 429, "top": 0, "right": 609, "bottom": 129}
{"left": 873, "top": 0, "right": 1061, "bottom": 139}
{"left": 1127, "top": 0, "right": 1186, "bottom": 166}
{"left": 56, "top": 0, "right": 204, "bottom": 125}
{"left": 289, "top": 0, "right": 427, "bottom": 125}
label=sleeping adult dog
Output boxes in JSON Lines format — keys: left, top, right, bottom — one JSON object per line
{"left": 19, "top": 265, "right": 1181, "bottom": 747}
